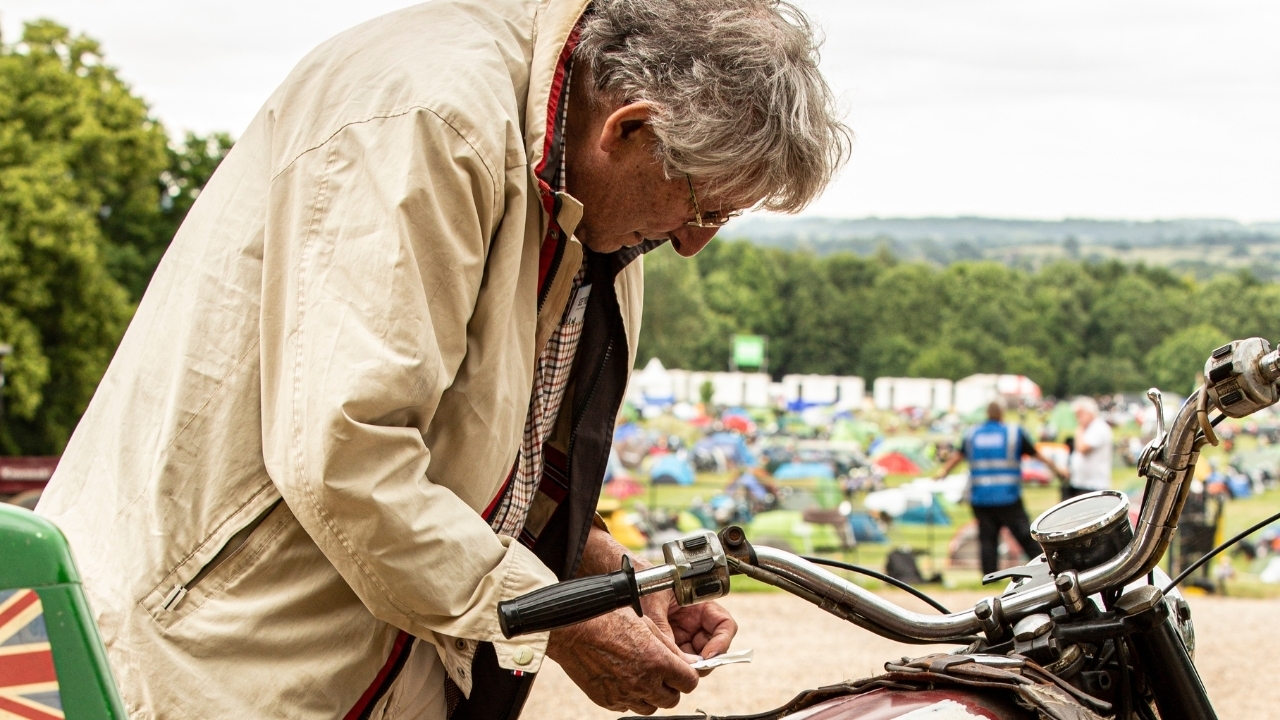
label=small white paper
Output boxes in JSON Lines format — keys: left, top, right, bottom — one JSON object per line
{"left": 689, "top": 648, "right": 753, "bottom": 670}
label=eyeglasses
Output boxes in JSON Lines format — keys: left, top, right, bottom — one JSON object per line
{"left": 685, "top": 175, "right": 743, "bottom": 228}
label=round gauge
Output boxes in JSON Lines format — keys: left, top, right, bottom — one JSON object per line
{"left": 1031, "top": 491, "right": 1133, "bottom": 574}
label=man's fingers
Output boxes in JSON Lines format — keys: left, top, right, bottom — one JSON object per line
{"left": 700, "top": 622, "right": 736, "bottom": 659}
{"left": 666, "top": 661, "right": 700, "bottom": 694}
{"left": 684, "top": 602, "right": 738, "bottom": 658}
{"left": 653, "top": 682, "right": 683, "bottom": 708}
{"left": 644, "top": 617, "right": 687, "bottom": 657}
{"left": 642, "top": 617, "right": 700, "bottom": 693}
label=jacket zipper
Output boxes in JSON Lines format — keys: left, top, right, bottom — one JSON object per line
{"left": 537, "top": 229, "right": 568, "bottom": 310}
{"left": 161, "top": 498, "right": 282, "bottom": 611}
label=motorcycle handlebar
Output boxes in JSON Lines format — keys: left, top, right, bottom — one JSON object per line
{"left": 498, "top": 557, "right": 672, "bottom": 638}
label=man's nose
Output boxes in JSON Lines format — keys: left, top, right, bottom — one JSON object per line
{"left": 669, "top": 226, "right": 720, "bottom": 257}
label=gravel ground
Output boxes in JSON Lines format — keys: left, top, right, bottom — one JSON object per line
{"left": 522, "top": 590, "right": 1275, "bottom": 719}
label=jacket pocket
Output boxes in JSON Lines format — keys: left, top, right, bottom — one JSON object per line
{"left": 144, "top": 495, "right": 287, "bottom": 630}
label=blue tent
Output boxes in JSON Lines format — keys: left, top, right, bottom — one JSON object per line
{"left": 650, "top": 454, "right": 696, "bottom": 486}
{"left": 899, "top": 500, "right": 951, "bottom": 525}
{"left": 847, "top": 512, "right": 888, "bottom": 543}
{"left": 695, "top": 432, "right": 758, "bottom": 468}
{"left": 726, "top": 471, "right": 772, "bottom": 501}
{"left": 613, "top": 422, "right": 645, "bottom": 443}
{"left": 773, "top": 462, "right": 835, "bottom": 482}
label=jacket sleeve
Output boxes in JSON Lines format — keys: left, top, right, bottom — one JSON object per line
{"left": 258, "top": 107, "right": 557, "bottom": 678}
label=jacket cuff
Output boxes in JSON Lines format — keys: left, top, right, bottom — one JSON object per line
{"left": 489, "top": 541, "right": 553, "bottom": 674}
{"left": 436, "top": 537, "right": 556, "bottom": 695}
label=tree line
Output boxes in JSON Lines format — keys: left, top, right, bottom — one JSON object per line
{"left": 637, "top": 239, "right": 1280, "bottom": 401}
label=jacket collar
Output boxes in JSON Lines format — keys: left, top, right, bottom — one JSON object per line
{"left": 525, "top": 0, "right": 592, "bottom": 192}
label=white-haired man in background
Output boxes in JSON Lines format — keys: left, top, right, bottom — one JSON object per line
{"left": 1065, "top": 397, "right": 1115, "bottom": 501}
{"left": 37, "top": 0, "right": 850, "bottom": 718}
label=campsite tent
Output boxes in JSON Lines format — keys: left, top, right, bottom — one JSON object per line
{"left": 629, "top": 358, "right": 677, "bottom": 407}
{"left": 773, "top": 462, "right": 836, "bottom": 481}
{"left": 873, "top": 452, "right": 921, "bottom": 475}
{"left": 649, "top": 454, "right": 695, "bottom": 485}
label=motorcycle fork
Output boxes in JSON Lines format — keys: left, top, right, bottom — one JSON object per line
{"left": 1117, "top": 591, "right": 1217, "bottom": 720}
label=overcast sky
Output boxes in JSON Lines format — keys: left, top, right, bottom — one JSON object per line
{"left": 3, "top": 1, "right": 1277, "bottom": 222}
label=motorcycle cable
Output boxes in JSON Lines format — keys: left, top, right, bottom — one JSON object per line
{"left": 800, "top": 555, "right": 951, "bottom": 614}
{"left": 1163, "top": 507, "right": 1280, "bottom": 593}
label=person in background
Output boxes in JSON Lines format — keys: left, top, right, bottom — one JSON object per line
{"left": 936, "top": 401, "right": 1066, "bottom": 576}
{"left": 1064, "top": 396, "right": 1115, "bottom": 501}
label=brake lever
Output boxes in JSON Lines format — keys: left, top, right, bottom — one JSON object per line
{"left": 981, "top": 567, "right": 1036, "bottom": 585}
{"left": 1136, "top": 388, "right": 1165, "bottom": 478}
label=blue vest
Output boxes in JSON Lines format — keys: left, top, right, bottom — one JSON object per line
{"left": 965, "top": 421, "right": 1024, "bottom": 507}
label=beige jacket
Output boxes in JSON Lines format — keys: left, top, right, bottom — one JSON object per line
{"left": 37, "top": 0, "right": 645, "bottom": 717}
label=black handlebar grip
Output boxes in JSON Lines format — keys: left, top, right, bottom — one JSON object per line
{"left": 498, "top": 557, "right": 642, "bottom": 638}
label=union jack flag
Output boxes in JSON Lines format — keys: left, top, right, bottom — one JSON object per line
{"left": 0, "top": 589, "right": 63, "bottom": 719}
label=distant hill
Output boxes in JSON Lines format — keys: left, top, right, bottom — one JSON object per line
{"left": 725, "top": 217, "right": 1280, "bottom": 280}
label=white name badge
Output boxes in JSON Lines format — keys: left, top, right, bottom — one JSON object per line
{"left": 567, "top": 284, "right": 592, "bottom": 323}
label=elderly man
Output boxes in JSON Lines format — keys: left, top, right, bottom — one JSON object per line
{"left": 36, "top": 0, "right": 848, "bottom": 718}
{"left": 1064, "top": 397, "right": 1115, "bottom": 501}
{"left": 936, "top": 401, "right": 1066, "bottom": 577}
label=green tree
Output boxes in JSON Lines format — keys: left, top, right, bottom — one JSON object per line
{"left": 907, "top": 343, "right": 975, "bottom": 380}
{"left": 859, "top": 334, "right": 917, "bottom": 379}
{"left": 0, "top": 21, "right": 230, "bottom": 453}
{"left": 1067, "top": 355, "right": 1144, "bottom": 396}
{"left": 635, "top": 243, "right": 725, "bottom": 370}
{"left": 1145, "top": 324, "right": 1229, "bottom": 395}
{"left": 1002, "top": 345, "right": 1058, "bottom": 392}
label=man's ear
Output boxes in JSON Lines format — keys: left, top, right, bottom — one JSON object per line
{"left": 599, "top": 101, "right": 656, "bottom": 153}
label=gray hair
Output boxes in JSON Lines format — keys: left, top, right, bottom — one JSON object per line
{"left": 1070, "top": 396, "right": 1099, "bottom": 416}
{"left": 575, "top": 0, "right": 852, "bottom": 213}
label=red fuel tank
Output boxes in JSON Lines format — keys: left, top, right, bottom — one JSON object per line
{"left": 780, "top": 688, "right": 1032, "bottom": 720}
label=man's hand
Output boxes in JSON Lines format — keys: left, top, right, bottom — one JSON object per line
{"left": 548, "top": 604, "right": 699, "bottom": 715}
{"left": 642, "top": 591, "right": 737, "bottom": 676}
{"left": 548, "top": 524, "right": 739, "bottom": 713}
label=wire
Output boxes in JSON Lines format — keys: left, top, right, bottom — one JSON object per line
{"left": 801, "top": 555, "right": 951, "bottom": 614}
{"left": 1163, "top": 508, "right": 1280, "bottom": 593}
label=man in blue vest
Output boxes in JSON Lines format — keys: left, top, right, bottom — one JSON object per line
{"left": 936, "top": 401, "right": 1066, "bottom": 576}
